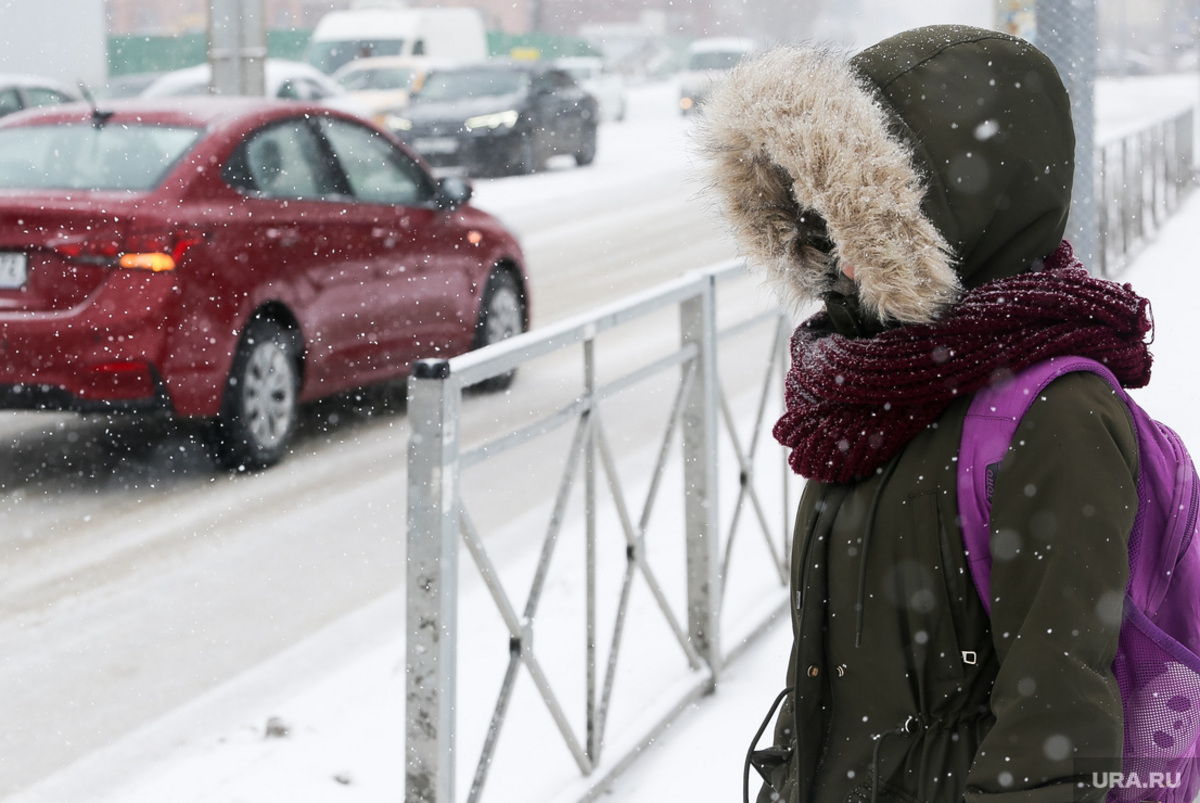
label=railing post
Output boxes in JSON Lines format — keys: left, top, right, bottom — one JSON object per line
{"left": 1153, "top": 124, "right": 1164, "bottom": 228}
{"left": 1121, "top": 137, "right": 1133, "bottom": 258}
{"left": 406, "top": 358, "right": 462, "bottom": 803}
{"left": 1185, "top": 109, "right": 1195, "bottom": 184}
{"left": 1181, "top": 110, "right": 1196, "bottom": 192}
{"left": 680, "top": 277, "right": 722, "bottom": 677}
{"left": 1097, "top": 144, "right": 1109, "bottom": 277}
{"left": 584, "top": 335, "right": 599, "bottom": 764}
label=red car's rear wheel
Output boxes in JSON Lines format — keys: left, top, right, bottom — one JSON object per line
{"left": 211, "top": 319, "right": 300, "bottom": 471}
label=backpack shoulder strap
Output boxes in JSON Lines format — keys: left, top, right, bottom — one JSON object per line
{"left": 958, "top": 357, "right": 1123, "bottom": 613}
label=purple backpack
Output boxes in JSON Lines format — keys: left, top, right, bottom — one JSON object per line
{"left": 959, "top": 356, "right": 1200, "bottom": 802}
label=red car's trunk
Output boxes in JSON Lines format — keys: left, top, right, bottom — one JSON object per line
{"left": 0, "top": 197, "right": 140, "bottom": 312}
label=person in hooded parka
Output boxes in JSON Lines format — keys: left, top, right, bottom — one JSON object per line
{"left": 695, "top": 25, "right": 1155, "bottom": 803}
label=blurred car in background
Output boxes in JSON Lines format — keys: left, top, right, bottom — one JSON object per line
{"left": 332, "top": 55, "right": 446, "bottom": 125}
{"left": 305, "top": 6, "right": 488, "bottom": 75}
{"left": 678, "top": 37, "right": 755, "bottom": 115}
{"left": 554, "top": 56, "right": 627, "bottom": 122}
{"left": 140, "top": 59, "right": 368, "bottom": 116}
{"left": 0, "top": 74, "right": 81, "bottom": 118}
{"left": 387, "top": 61, "right": 598, "bottom": 177}
{"left": 90, "top": 71, "right": 164, "bottom": 101}
{"left": 0, "top": 97, "right": 528, "bottom": 470}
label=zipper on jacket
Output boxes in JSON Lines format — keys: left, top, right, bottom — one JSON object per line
{"left": 793, "top": 482, "right": 848, "bottom": 800}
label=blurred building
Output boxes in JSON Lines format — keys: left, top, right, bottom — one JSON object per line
{"left": 487, "top": 0, "right": 819, "bottom": 40}
{"left": 104, "top": 0, "right": 819, "bottom": 40}
{"left": 106, "top": 0, "right": 332, "bottom": 32}
{"left": 109, "top": 0, "right": 1199, "bottom": 62}
{"left": 997, "top": 0, "right": 1199, "bottom": 75}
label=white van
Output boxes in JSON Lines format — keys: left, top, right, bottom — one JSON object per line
{"left": 306, "top": 6, "right": 489, "bottom": 75}
{"left": 678, "top": 37, "right": 756, "bottom": 115}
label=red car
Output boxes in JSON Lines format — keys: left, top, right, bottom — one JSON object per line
{"left": 0, "top": 97, "right": 528, "bottom": 469}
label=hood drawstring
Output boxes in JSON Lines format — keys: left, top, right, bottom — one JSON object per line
{"left": 868, "top": 715, "right": 921, "bottom": 801}
{"left": 870, "top": 716, "right": 918, "bottom": 803}
{"left": 855, "top": 456, "right": 902, "bottom": 648}
{"left": 868, "top": 708, "right": 990, "bottom": 803}
{"left": 869, "top": 715, "right": 939, "bottom": 803}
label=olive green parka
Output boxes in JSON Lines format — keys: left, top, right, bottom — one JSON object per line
{"left": 695, "top": 26, "right": 1139, "bottom": 802}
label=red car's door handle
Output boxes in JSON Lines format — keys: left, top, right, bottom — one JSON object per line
{"left": 371, "top": 227, "right": 400, "bottom": 249}
{"left": 265, "top": 227, "right": 300, "bottom": 247}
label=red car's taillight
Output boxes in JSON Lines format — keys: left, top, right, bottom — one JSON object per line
{"left": 50, "top": 229, "right": 123, "bottom": 265}
{"left": 51, "top": 228, "right": 206, "bottom": 272}
{"left": 123, "top": 229, "right": 207, "bottom": 271}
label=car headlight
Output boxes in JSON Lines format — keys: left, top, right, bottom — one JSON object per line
{"left": 464, "top": 110, "right": 519, "bottom": 131}
{"left": 385, "top": 114, "right": 413, "bottom": 132}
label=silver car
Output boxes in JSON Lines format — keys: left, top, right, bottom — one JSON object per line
{"left": 0, "top": 74, "right": 81, "bottom": 118}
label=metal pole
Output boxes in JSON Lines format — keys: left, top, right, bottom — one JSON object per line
{"left": 406, "top": 358, "right": 462, "bottom": 803}
{"left": 1035, "top": 0, "right": 1098, "bottom": 268}
{"left": 208, "top": 0, "right": 267, "bottom": 96}
{"left": 680, "top": 277, "right": 722, "bottom": 676}
{"left": 584, "top": 336, "right": 599, "bottom": 763}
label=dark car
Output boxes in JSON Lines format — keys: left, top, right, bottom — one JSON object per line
{"left": 0, "top": 97, "right": 529, "bottom": 469}
{"left": 386, "top": 61, "right": 598, "bottom": 177}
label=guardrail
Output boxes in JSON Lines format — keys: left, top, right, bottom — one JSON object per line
{"left": 404, "top": 260, "right": 798, "bottom": 803}
{"left": 1097, "top": 107, "right": 1195, "bottom": 276}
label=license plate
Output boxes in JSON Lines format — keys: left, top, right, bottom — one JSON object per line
{"left": 414, "top": 137, "right": 460, "bottom": 155}
{"left": 0, "top": 252, "right": 26, "bottom": 289}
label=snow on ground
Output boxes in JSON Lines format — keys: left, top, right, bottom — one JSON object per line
{"left": 1095, "top": 72, "right": 1200, "bottom": 143}
{"left": 10, "top": 72, "right": 1200, "bottom": 803}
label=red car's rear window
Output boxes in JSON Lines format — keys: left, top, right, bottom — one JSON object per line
{"left": 0, "top": 122, "right": 203, "bottom": 191}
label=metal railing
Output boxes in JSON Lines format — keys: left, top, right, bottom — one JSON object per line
{"left": 1097, "top": 107, "right": 1195, "bottom": 276}
{"left": 404, "top": 260, "right": 798, "bottom": 803}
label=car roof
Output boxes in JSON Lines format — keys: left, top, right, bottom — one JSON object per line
{"left": 0, "top": 95, "right": 343, "bottom": 130}
{"left": 687, "top": 37, "right": 756, "bottom": 54}
{"left": 335, "top": 55, "right": 445, "bottom": 74}
{"left": 433, "top": 59, "right": 560, "bottom": 75}
{"left": 141, "top": 59, "right": 343, "bottom": 99}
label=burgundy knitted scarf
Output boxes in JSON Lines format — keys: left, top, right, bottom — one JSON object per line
{"left": 774, "top": 242, "right": 1154, "bottom": 483}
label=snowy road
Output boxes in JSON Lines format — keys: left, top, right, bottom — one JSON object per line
{"left": 0, "top": 81, "right": 737, "bottom": 798}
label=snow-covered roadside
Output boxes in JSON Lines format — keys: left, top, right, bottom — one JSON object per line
{"left": 1095, "top": 72, "right": 1199, "bottom": 143}
{"left": 12, "top": 370, "right": 795, "bottom": 803}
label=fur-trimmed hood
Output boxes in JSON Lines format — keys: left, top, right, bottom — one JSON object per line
{"left": 694, "top": 25, "right": 1075, "bottom": 327}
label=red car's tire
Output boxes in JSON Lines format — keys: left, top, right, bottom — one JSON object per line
{"left": 211, "top": 319, "right": 300, "bottom": 471}
{"left": 470, "top": 270, "right": 525, "bottom": 392}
